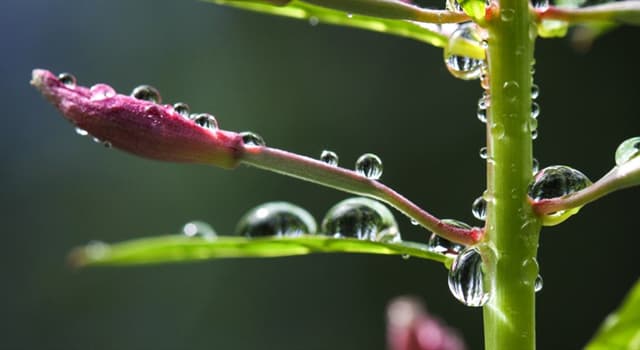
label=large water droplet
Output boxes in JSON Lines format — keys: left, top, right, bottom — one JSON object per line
{"left": 444, "top": 23, "right": 485, "bottom": 80}
{"left": 131, "top": 85, "right": 162, "bottom": 103}
{"left": 321, "top": 197, "right": 400, "bottom": 242}
{"left": 614, "top": 137, "right": 640, "bottom": 166}
{"left": 472, "top": 196, "right": 487, "bottom": 220}
{"left": 240, "top": 131, "right": 266, "bottom": 147}
{"left": 173, "top": 102, "right": 190, "bottom": 118}
{"left": 193, "top": 113, "right": 218, "bottom": 131}
{"left": 355, "top": 153, "right": 383, "bottom": 180}
{"left": 529, "top": 165, "right": 591, "bottom": 200}
{"left": 58, "top": 72, "right": 76, "bottom": 87}
{"left": 448, "top": 247, "right": 489, "bottom": 307}
{"left": 236, "top": 202, "right": 317, "bottom": 238}
{"left": 182, "top": 221, "right": 217, "bottom": 240}
{"left": 89, "top": 84, "right": 116, "bottom": 101}
{"left": 320, "top": 150, "right": 339, "bottom": 166}
{"left": 535, "top": 275, "right": 543, "bottom": 292}
{"left": 428, "top": 219, "right": 467, "bottom": 255}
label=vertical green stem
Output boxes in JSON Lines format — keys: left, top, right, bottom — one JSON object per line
{"left": 482, "top": 1, "right": 541, "bottom": 350}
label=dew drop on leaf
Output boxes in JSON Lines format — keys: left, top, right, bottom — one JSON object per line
{"left": 236, "top": 202, "right": 317, "bottom": 238}
{"left": 355, "top": 153, "right": 383, "bottom": 180}
{"left": 428, "top": 219, "right": 467, "bottom": 255}
{"left": 320, "top": 150, "right": 339, "bottom": 166}
{"left": 240, "top": 131, "right": 266, "bottom": 147}
{"left": 614, "top": 136, "right": 640, "bottom": 166}
{"left": 448, "top": 247, "right": 489, "bottom": 307}
{"left": 444, "top": 23, "right": 485, "bottom": 80}
{"left": 58, "top": 72, "right": 76, "bottom": 87}
{"left": 131, "top": 85, "right": 162, "bottom": 103}
{"left": 182, "top": 221, "right": 217, "bottom": 240}
{"left": 321, "top": 197, "right": 400, "bottom": 242}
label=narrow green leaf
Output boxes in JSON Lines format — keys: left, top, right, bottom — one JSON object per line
{"left": 209, "top": 0, "right": 450, "bottom": 48}
{"left": 70, "top": 235, "right": 452, "bottom": 267}
{"left": 585, "top": 278, "right": 640, "bottom": 350}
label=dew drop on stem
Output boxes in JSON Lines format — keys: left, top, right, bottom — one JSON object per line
{"left": 444, "top": 23, "right": 485, "bottom": 81}
{"left": 471, "top": 196, "right": 487, "bottom": 221}
{"left": 131, "top": 85, "right": 162, "bottom": 103}
{"left": 529, "top": 166, "right": 591, "bottom": 200}
{"left": 182, "top": 221, "right": 217, "bottom": 240}
{"left": 448, "top": 247, "right": 489, "bottom": 307}
{"left": 479, "top": 147, "right": 488, "bottom": 159}
{"left": 355, "top": 153, "right": 383, "bottom": 180}
{"left": 58, "top": 72, "right": 76, "bottom": 87}
{"left": 531, "top": 84, "right": 539, "bottom": 99}
{"left": 240, "top": 131, "right": 266, "bottom": 147}
{"left": 321, "top": 197, "right": 400, "bottom": 243}
{"left": 236, "top": 202, "right": 317, "bottom": 238}
{"left": 535, "top": 275, "right": 543, "bottom": 292}
{"left": 320, "top": 150, "right": 339, "bottom": 166}
{"left": 428, "top": 219, "right": 468, "bottom": 255}
{"left": 531, "top": 102, "right": 540, "bottom": 119}
{"left": 614, "top": 136, "right": 640, "bottom": 166}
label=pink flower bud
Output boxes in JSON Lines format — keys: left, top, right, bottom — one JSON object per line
{"left": 31, "top": 69, "right": 244, "bottom": 168}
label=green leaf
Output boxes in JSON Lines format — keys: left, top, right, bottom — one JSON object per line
{"left": 209, "top": 0, "right": 450, "bottom": 48}
{"left": 70, "top": 235, "right": 452, "bottom": 267}
{"left": 585, "top": 278, "right": 640, "bottom": 350}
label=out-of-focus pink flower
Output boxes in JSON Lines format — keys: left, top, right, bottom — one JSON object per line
{"left": 387, "top": 297, "right": 466, "bottom": 350}
{"left": 31, "top": 69, "right": 244, "bottom": 168}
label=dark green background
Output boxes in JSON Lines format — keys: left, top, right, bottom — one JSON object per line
{"left": 2, "top": 0, "right": 639, "bottom": 348}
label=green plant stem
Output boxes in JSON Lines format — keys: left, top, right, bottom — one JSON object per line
{"left": 482, "top": 2, "right": 541, "bottom": 350}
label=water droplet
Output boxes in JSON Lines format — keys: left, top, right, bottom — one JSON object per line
{"left": 472, "top": 196, "right": 487, "bottom": 220}
{"left": 446, "top": 0, "right": 462, "bottom": 12}
{"left": 477, "top": 108, "right": 487, "bottom": 123}
{"left": 428, "top": 219, "right": 467, "bottom": 255}
{"left": 531, "top": 0, "right": 549, "bottom": 10}
{"left": 240, "top": 131, "right": 266, "bottom": 147}
{"left": 531, "top": 84, "right": 539, "bottom": 99}
{"left": 309, "top": 16, "right": 319, "bottom": 26}
{"left": 89, "top": 84, "right": 116, "bottom": 101}
{"left": 320, "top": 150, "right": 339, "bottom": 166}
{"left": 173, "top": 102, "right": 190, "bottom": 118}
{"left": 492, "top": 122, "right": 505, "bottom": 139}
{"left": 478, "top": 95, "right": 489, "bottom": 110}
{"left": 193, "top": 113, "right": 218, "bottom": 131}
{"left": 75, "top": 127, "right": 88, "bottom": 136}
{"left": 531, "top": 129, "right": 539, "bottom": 140}
{"left": 182, "top": 221, "right": 217, "bottom": 240}
{"left": 501, "top": 8, "right": 515, "bottom": 21}
{"left": 444, "top": 23, "right": 485, "bottom": 80}
{"left": 614, "top": 137, "right": 640, "bottom": 166}
{"left": 401, "top": 254, "right": 410, "bottom": 260}
{"left": 529, "top": 165, "right": 591, "bottom": 200}
{"left": 347, "top": 13, "right": 353, "bottom": 18}
{"left": 131, "top": 85, "right": 162, "bottom": 103}
{"left": 103, "top": 141, "right": 112, "bottom": 148}
{"left": 410, "top": 219, "right": 419, "bottom": 226}
{"left": 58, "top": 72, "right": 76, "bottom": 87}
{"left": 355, "top": 153, "right": 383, "bottom": 180}
{"left": 503, "top": 81, "right": 520, "bottom": 102}
{"left": 532, "top": 158, "right": 540, "bottom": 173}
{"left": 531, "top": 102, "right": 540, "bottom": 119}
{"left": 479, "top": 147, "right": 488, "bottom": 159}
{"left": 236, "top": 202, "right": 317, "bottom": 238}
{"left": 321, "top": 197, "right": 400, "bottom": 242}
{"left": 534, "top": 274, "right": 543, "bottom": 292}
{"left": 448, "top": 247, "right": 489, "bottom": 307}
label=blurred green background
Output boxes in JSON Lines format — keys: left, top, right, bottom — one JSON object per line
{"left": 2, "top": 0, "right": 639, "bottom": 348}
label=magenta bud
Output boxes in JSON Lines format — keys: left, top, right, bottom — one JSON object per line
{"left": 387, "top": 297, "right": 466, "bottom": 350}
{"left": 31, "top": 69, "right": 244, "bottom": 168}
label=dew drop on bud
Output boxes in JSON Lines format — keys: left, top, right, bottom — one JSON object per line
{"left": 448, "top": 247, "right": 489, "bottom": 307}
{"left": 531, "top": 84, "right": 539, "bottom": 99}
{"left": 471, "top": 196, "right": 487, "bottom": 221}
{"left": 355, "top": 153, "right": 383, "bottom": 180}
{"left": 89, "top": 84, "right": 116, "bottom": 101}
{"left": 240, "top": 131, "right": 266, "bottom": 147}
{"left": 320, "top": 150, "right": 339, "bottom": 166}
{"left": 535, "top": 274, "right": 543, "bottom": 292}
{"left": 173, "top": 102, "right": 190, "bottom": 118}
{"left": 182, "top": 221, "right": 217, "bottom": 240}
{"left": 131, "top": 85, "right": 162, "bottom": 103}
{"left": 444, "top": 23, "right": 485, "bottom": 80}
{"left": 614, "top": 136, "right": 640, "bottom": 166}
{"left": 236, "top": 202, "right": 317, "bottom": 238}
{"left": 192, "top": 113, "right": 218, "bottom": 131}
{"left": 428, "top": 219, "right": 467, "bottom": 255}
{"left": 58, "top": 72, "right": 76, "bottom": 87}
{"left": 479, "top": 147, "right": 488, "bottom": 159}
{"left": 321, "top": 197, "right": 400, "bottom": 242}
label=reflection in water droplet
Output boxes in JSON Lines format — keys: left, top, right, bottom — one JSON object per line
{"left": 529, "top": 165, "right": 591, "bottom": 200}
{"left": 531, "top": 102, "right": 540, "bottom": 119}
{"left": 173, "top": 103, "right": 190, "bottom": 118}
{"left": 75, "top": 127, "right": 88, "bottom": 136}
{"left": 320, "top": 150, "right": 339, "bottom": 166}
{"left": 531, "top": 84, "right": 539, "bottom": 99}
{"left": 531, "top": 129, "right": 539, "bottom": 140}
{"left": 448, "top": 247, "right": 489, "bottom": 307}
{"left": 131, "top": 85, "right": 162, "bottom": 103}
{"left": 58, "top": 72, "right": 77, "bottom": 87}
{"left": 444, "top": 23, "right": 485, "bottom": 80}
{"left": 531, "top": 0, "right": 549, "bottom": 10}
{"left": 236, "top": 202, "right": 316, "bottom": 238}
{"left": 472, "top": 196, "right": 487, "bottom": 220}
{"left": 477, "top": 108, "right": 487, "bottom": 123}
{"left": 535, "top": 275, "right": 543, "bottom": 292}
{"left": 321, "top": 197, "right": 400, "bottom": 242}
{"left": 428, "top": 219, "right": 467, "bottom": 255}
{"left": 240, "top": 131, "right": 266, "bottom": 147}
{"left": 89, "top": 84, "right": 116, "bottom": 101}
{"left": 193, "top": 113, "right": 219, "bottom": 131}
{"left": 479, "top": 147, "right": 488, "bottom": 159}
{"left": 182, "top": 221, "right": 217, "bottom": 240}
{"left": 355, "top": 153, "right": 383, "bottom": 180}
{"left": 614, "top": 136, "right": 640, "bottom": 166}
